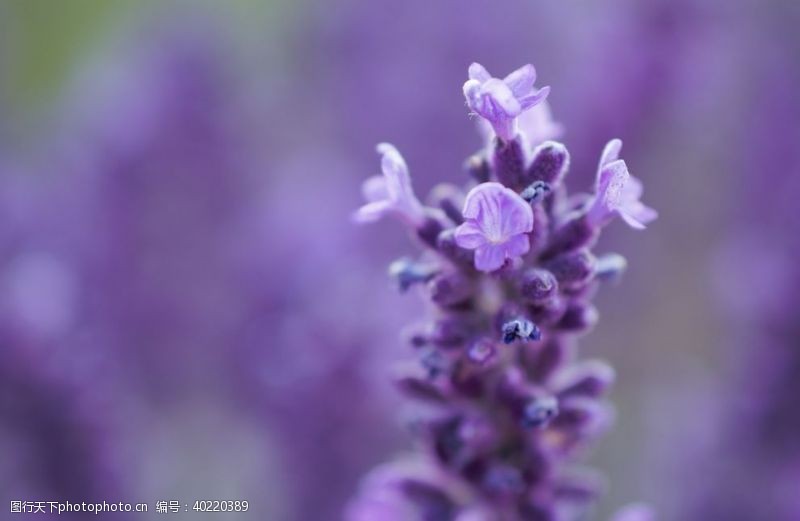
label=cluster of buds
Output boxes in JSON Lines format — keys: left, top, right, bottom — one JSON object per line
{"left": 349, "top": 63, "right": 657, "bottom": 521}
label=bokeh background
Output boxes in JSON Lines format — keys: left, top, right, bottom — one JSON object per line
{"left": 1, "top": 0, "right": 798, "bottom": 519}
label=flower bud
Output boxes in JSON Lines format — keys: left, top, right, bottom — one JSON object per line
{"left": 553, "top": 359, "right": 615, "bottom": 398}
{"left": 467, "top": 338, "right": 497, "bottom": 366}
{"left": 465, "top": 154, "right": 490, "bottom": 183}
{"left": 501, "top": 318, "right": 541, "bottom": 344}
{"left": 521, "top": 396, "right": 559, "bottom": 428}
{"left": 544, "top": 250, "right": 596, "bottom": 290}
{"left": 389, "top": 257, "right": 438, "bottom": 292}
{"left": 428, "top": 272, "right": 473, "bottom": 307}
{"left": 517, "top": 268, "right": 558, "bottom": 305}
{"left": 428, "top": 183, "right": 466, "bottom": 225}
{"left": 520, "top": 180, "right": 552, "bottom": 204}
{"left": 436, "top": 229, "right": 475, "bottom": 268}
{"left": 491, "top": 136, "right": 526, "bottom": 189}
{"left": 522, "top": 140, "right": 569, "bottom": 187}
{"left": 394, "top": 367, "right": 447, "bottom": 402}
{"left": 555, "top": 303, "right": 599, "bottom": 333}
{"left": 595, "top": 253, "right": 628, "bottom": 282}
{"left": 430, "top": 316, "right": 471, "bottom": 349}
{"left": 543, "top": 213, "right": 599, "bottom": 259}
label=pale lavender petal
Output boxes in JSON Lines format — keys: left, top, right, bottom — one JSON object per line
{"left": 622, "top": 175, "right": 644, "bottom": 201}
{"left": 619, "top": 202, "right": 658, "bottom": 230}
{"left": 468, "top": 62, "right": 491, "bottom": 82}
{"left": 503, "top": 64, "right": 536, "bottom": 98}
{"left": 498, "top": 191, "right": 534, "bottom": 237}
{"left": 480, "top": 79, "right": 521, "bottom": 118}
{"left": 454, "top": 220, "right": 490, "bottom": 249}
{"left": 463, "top": 79, "right": 482, "bottom": 109}
{"left": 517, "top": 85, "right": 550, "bottom": 111}
{"left": 462, "top": 182, "right": 507, "bottom": 220}
{"left": 475, "top": 243, "right": 507, "bottom": 272}
{"left": 516, "top": 101, "right": 564, "bottom": 146}
{"left": 377, "top": 142, "right": 411, "bottom": 199}
{"left": 353, "top": 200, "right": 392, "bottom": 223}
{"left": 503, "top": 233, "right": 530, "bottom": 257}
{"left": 598, "top": 160, "right": 629, "bottom": 213}
{"left": 362, "top": 175, "right": 388, "bottom": 203}
{"left": 599, "top": 139, "right": 623, "bottom": 173}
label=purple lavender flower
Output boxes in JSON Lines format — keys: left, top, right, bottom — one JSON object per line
{"left": 454, "top": 182, "right": 534, "bottom": 272}
{"left": 587, "top": 141, "right": 657, "bottom": 229}
{"left": 350, "top": 62, "right": 657, "bottom": 520}
{"left": 463, "top": 63, "right": 550, "bottom": 142}
{"left": 354, "top": 143, "right": 426, "bottom": 227}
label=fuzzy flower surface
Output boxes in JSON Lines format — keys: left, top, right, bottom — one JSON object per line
{"left": 587, "top": 140, "right": 658, "bottom": 229}
{"left": 354, "top": 143, "right": 426, "bottom": 227}
{"left": 454, "top": 182, "right": 534, "bottom": 272}
{"left": 351, "top": 63, "right": 657, "bottom": 521}
{"left": 463, "top": 63, "right": 550, "bottom": 142}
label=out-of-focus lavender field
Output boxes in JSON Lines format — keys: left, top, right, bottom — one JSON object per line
{"left": 1, "top": 1, "right": 798, "bottom": 519}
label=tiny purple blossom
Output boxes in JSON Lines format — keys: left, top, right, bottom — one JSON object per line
{"left": 354, "top": 143, "right": 426, "bottom": 227}
{"left": 587, "top": 141, "right": 657, "bottom": 229}
{"left": 463, "top": 63, "right": 550, "bottom": 142}
{"left": 454, "top": 182, "right": 534, "bottom": 272}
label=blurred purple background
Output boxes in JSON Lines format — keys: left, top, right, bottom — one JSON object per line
{"left": 1, "top": 1, "right": 798, "bottom": 519}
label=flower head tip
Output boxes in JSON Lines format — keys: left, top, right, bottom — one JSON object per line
{"left": 463, "top": 63, "right": 550, "bottom": 142}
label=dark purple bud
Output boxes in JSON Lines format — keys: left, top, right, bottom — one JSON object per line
{"left": 528, "top": 204, "right": 550, "bottom": 255}
{"left": 394, "top": 369, "right": 447, "bottom": 402}
{"left": 431, "top": 416, "right": 464, "bottom": 464}
{"left": 551, "top": 398, "right": 614, "bottom": 440}
{"left": 491, "top": 136, "right": 526, "bottom": 189}
{"left": 529, "top": 296, "right": 567, "bottom": 326}
{"left": 436, "top": 229, "right": 475, "bottom": 268}
{"left": 416, "top": 212, "right": 447, "bottom": 248}
{"left": 523, "top": 140, "right": 570, "bottom": 187}
{"left": 430, "top": 316, "right": 471, "bottom": 349}
{"left": 520, "top": 180, "right": 552, "bottom": 204}
{"left": 518, "top": 268, "right": 558, "bottom": 304}
{"left": 595, "top": 253, "right": 628, "bottom": 282}
{"left": 465, "top": 154, "right": 490, "bottom": 183}
{"left": 555, "top": 303, "right": 599, "bottom": 333}
{"left": 553, "top": 360, "right": 616, "bottom": 398}
{"left": 521, "top": 395, "right": 559, "bottom": 428}
{"left": 543, "top": 213, "right": 598, "bottom": 259}
{"left": 467, "top": 338, "right": 497, "bottom": 366}
{"left": 388, "top": 257, "right": 439, "bottom": 292}
{"left": 458, "top": 416, "right": 496, "bottom": 453}
{"left": 501, "top": 318, "right": 541, "bottom": 344}
{"left": 428, "top": 272, "right": 473, "bottom": 307}
{"left": 544, "top": 250, "right": 596, "bottom": 290}
{"left": 521, "top": 337, "right": 576, "bottom": 383}
{"left": 420, "top": 348, "right": 449, "bottom": 377}
{"left": 400, "top": 480, "right": 456, "bottom": 520}
{"left": 403, "top": 324, "right": 430, "bottom": 347}
{"left": 483, "top": 464, "right": 525, "bottom": 495}
{"left": 428, "top": 183, "right": 465, "bottom": 225}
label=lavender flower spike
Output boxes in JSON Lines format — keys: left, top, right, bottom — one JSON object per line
{"left": 354, "top": 143, "right": 426, "bottom": 227}
{"left": 587, "top": 146, "right": 658, "bottom": 230}
{"left": 463, "top": 63, "right": 550, "bottom": 142}
{"left": 454, "top": 182, "right": 534, "bottom": 272}
{"left": 351, "top": 61, "right": 655, "bottom": 521}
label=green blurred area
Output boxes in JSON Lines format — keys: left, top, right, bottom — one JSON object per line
{"left": 3, "top": 0, "right": 134, "bottom": 107}
{"left": 2, "top": 0, "right": 289, "bottom": 112}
